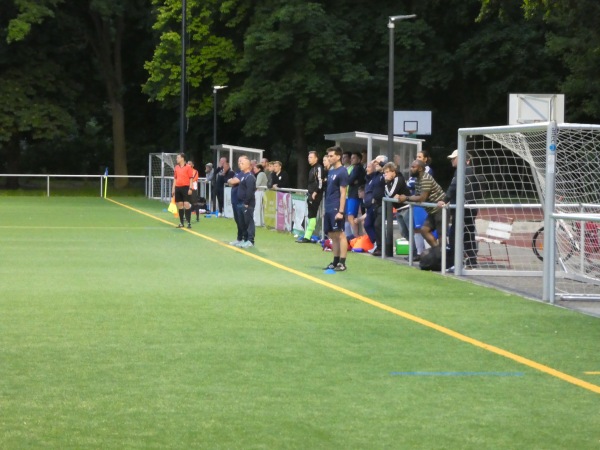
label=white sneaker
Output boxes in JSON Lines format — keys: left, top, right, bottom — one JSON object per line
{"left": 229, "top": 240, "right": 243, "bottom": 246}
{"left": 240, "top": 241, "right": 254, "bottom": 248}
{"left": 367, "top": 243, "right": 378, "bottom": 254}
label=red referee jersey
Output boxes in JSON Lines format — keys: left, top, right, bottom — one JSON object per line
{"left": 174, "top": 164, "right": 193, "bottom": 187}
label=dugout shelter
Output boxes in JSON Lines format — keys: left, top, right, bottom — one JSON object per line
{"left": 323, "top": 131, "right": 423, "bottom": 179}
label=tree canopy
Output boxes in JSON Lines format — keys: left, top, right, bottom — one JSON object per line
{"left": 1, "top": 0, "right": 597, "bottom": 188}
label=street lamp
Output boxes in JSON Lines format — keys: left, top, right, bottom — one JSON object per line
{"left": 213, "top": 85, "right": 228, "bottom": 146}
{"left": 387, "top": 14, "right": 416, "bottom": 156}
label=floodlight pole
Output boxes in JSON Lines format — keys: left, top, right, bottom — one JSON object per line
{"left": 387, "top": 14, "right": 416, "bottom": 156}
{"left": 179, "top": 0, "right": 187, "bottom": 154}
{"left": 213, "top": 85, "right": 228, "bottom": 146}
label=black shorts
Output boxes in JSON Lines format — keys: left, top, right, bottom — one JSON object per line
{"left": 324, "top": 210, "right": 345, "bottom": 234}
{"left": 423, "top": 209, "right": 444, "bottom": 237}
{"left": 174, "top": 186, "right": 190, "bottom": 203}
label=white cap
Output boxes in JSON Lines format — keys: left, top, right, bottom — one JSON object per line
{"left": 447, "top": 149, "right": 459, "bottom": 159}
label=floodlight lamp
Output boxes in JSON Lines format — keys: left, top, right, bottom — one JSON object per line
{"left": 389, "top": 14, "right": 417, "bottom": 24}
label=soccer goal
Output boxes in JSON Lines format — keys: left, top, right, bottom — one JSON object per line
{"left": 148, "top": 153, "right": 178, "bottom": 201}
{"left": 452, "top": 122, "right": 600, "bottom": 302}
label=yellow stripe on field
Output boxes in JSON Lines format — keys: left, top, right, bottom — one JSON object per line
{"left": 107, "top": 198, "right": 600, "bottom": 395}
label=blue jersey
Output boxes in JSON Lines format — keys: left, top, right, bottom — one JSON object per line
{"left": 237, "top": 171, "right": 256, "bottom": 207}
{"left": 325, "top": 165, "right": 349, "bottom": 212}
{"left": 231, "top": 170, "right": 242, "bottom": 205}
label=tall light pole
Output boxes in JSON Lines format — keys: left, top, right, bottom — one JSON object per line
{"left": 388, "top": 14, "right": 416, "bottom": 156}
{"left": 179, "top": 0, "right": 187, "bottom": 154}
{"left": 213, "top": 85, "right": 228, "bottom": 147}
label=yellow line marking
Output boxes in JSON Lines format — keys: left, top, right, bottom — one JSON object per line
{"left": 106, "top": 198, "right": 600, "bottom": 395}
{"left": 585, "top": 372, "right": 600, "bottom": 375}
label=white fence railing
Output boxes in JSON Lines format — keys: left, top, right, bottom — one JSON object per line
{"left": 0, "top": 174, "right": 147, "bottom": 197}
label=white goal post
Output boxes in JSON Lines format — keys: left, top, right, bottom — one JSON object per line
{"left": 148, "top": 152, "right": 178, "bottom": 202}
{"left": 453, "top": 122, "right": 600, "bottom": 302}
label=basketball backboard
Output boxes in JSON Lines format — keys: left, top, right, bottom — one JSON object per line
{"left": 508, "top": 93, "right": 565, "bottom": 124}
{"left": 394, "top": 111, "right": 432, "bottom": 136}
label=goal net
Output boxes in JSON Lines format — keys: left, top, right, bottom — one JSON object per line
{"left": 454, "top": 123, "right": 600, "bottom": 301}
{"left": 148, "top": 153, "right": 178, "bottom": 201}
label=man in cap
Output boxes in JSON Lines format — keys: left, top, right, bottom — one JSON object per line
{"left": 437, "top": 149, "right": 480, "bottom": 268}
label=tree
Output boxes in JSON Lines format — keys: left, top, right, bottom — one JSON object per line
{"left": 144, "top": 0, "right": 375, "bottom": 186}
{"left": 0, "top": 1, "right": 79, "bottom": 186}
{"left": 3, "top": 0, "right": 153, "bottom": 187}
{"left": 479, "top": 0, "right": 600, "bottom": 122}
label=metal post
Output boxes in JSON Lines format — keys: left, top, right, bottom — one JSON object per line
{"left": 212, "top": 85, "right": 228, "bottom": 147}
{"left": 387, "top": 14, "right": 416, "bottom": 158}
{"left": 542, "top": 121, "right": 558, "bottom": 303}
{"left": 387, "top": 20, "right": 395, "bottom": 158}
{"left": 213, "top": 88, "right": 217, "bottom": 147}
{"left": 454, "top": 133, "right": 467, "bottom": 275}
{"left": 179, "top": 0, "right": 187, "bottom": 154}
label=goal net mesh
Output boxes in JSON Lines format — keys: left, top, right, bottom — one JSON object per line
{"left": 458, "top": 123, "right": 600, "bottom": 300}
{"left": 148, "top": 153, "right": 178, "bottom": 201}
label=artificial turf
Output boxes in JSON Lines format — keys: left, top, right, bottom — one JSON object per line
{"left": 0, "top": 196, "right": 598, "bottom": 449}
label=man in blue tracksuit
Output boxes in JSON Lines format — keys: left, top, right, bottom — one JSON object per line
{"left": 229, "top": 155, "right": 257, "bottom": 248}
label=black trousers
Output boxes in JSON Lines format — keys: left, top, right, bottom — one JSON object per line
{"left": 449, "top": 209, "right": 478, "bottom": 265}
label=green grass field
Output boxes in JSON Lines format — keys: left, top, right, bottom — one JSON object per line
{"left": 1, "top": 196, "right": 598, "bottom": 449}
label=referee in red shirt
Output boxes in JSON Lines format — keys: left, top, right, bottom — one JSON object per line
{"left": 171, "top": 153, "right": 194, "bottom": 228}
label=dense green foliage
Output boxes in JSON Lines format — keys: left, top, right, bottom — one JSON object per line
{"left": 1, "top": 0, "right": 598, "bottom": 187}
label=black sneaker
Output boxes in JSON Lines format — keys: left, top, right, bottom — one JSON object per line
{"left": 187, "top": 223, "right": 192, "bottom": 229}
{"left": 334, "top": 263, "right": 347, "bottom": 272}
{"left": 177, "top": 223, "right": 184, "bottom": 228}
{"left": 323, "top": 262, "right": 336, "bottom": 270}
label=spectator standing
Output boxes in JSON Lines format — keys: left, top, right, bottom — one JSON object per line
{"left": 228, "top": 164, "right": 243, "bottom": 245}
{"left": 171, "top": 153, "right": 194, "bottom": 228}
{"left": 230, "top": 156, "right": 257, "bottom": 248}
{"left": 362, "top": 157, "right": 387, "bottom": 255}
{"left": 361, "top": 150, "right": 368, "bottom": 170}
{"left": 383, "top": 162, "right": 411, "bottom": 255}
{"left": 205, "top": 162, "right": 214, "bottom": 182}
{"left": 323, "top": 146, "right": 349, "bottom": 271}
{"left": 342, "top": 151, "right": 352, "bottom": 170}
{"left": 215, "top": 159, "right": 234, "bottom": 215}
{"left": 437, "top": 149, "right": 479, "bottom": 268}
{"left": 346, "top": 152, "right": 366, "bottom": 238}
{"left": 406, "top": 151, "right": 433, "bottom": 260}
{"left": 270, "top": 161, "right": 290, "bottom": 189}
{"left": 417, "top": 149, "right": 434, "bottom": 176}
{"left": 253, "top": 163, "right": 268, "bottom": 188}
{"left": 187, "top": 160, "right": 201, "bottom": 222}
{"left": 261, "top": 157, "right": 271, "bottom": 180}
{"left": 211, "top": 157, "right": 226, "bottom": 213}
{"left": 356, "top": 162, "right": 378, "bottom": 251}
{"left": 204, "top": 162, "right": 214, "bottom": 212}
{"left": 320, "top": 154, "right": 330, "bottom": 191}
{"left": 297, "top": 151, "right": 324, "bottom": 243}
{"left": 398, "top": 160, "right": 445, "bottom": 247}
